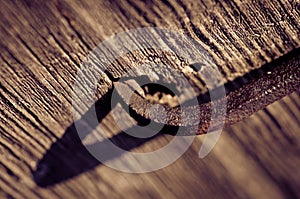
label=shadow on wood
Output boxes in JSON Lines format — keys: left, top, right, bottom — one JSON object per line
{"left": 32, "top": 88, "right": 180, "bottom": 187}
{"left": 32, "top": 48, "right": 300, "bottom": 187}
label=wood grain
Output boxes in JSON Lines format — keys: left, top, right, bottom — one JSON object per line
{"left": 0, "top": 0, "right": 299, "bottom": 198}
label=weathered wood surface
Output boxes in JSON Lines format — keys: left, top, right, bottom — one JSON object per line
{"left": 0, "top": 0, "right": 300, "bottom": 198}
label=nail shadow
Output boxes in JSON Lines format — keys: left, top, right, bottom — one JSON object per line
{"left": 32, "top": 51, "right": 289, "bottom": 187}
{"left": 32, "top": 88, "right": 179, "bottom": 187}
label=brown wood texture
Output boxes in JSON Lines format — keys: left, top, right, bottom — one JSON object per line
{"left": 0, "top": 0, "right": 300, "bottom": 198}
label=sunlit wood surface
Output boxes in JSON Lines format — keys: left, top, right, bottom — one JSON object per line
{"left": 0, "top": 0, "right": 299, "bottom": 198}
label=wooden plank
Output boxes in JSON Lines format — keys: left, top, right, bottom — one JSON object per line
{"left": 0, "top": 0, "right": 299, "bottom": 198}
